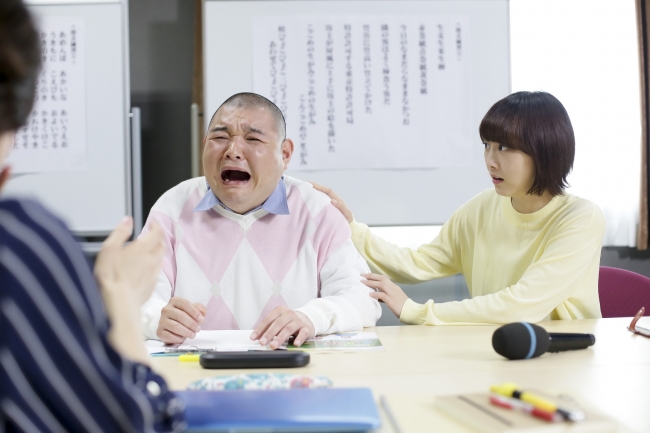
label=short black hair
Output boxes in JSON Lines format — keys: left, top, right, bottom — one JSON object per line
{"left": 0, "top": 0, "right": 41, "bottom": 135}
{"left": 479, "top": 91, "right": 575, "bottom": 197}
{"left": 208, "top": 92, "right": 286, "bottom": 142}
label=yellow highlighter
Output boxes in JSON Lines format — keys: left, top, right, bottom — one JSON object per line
{"left": 179, "top": 354, "right": 201, "bottom": 362}
{"left": 491, "top": 382, "right": 585, "bottom": 422}
{"left": 490, "top": 382, "right": 557, "bottom": 413}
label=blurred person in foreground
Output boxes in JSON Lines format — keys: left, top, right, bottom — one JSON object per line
{"left": 0, "top": 1, "right": 184, "bottom": 431}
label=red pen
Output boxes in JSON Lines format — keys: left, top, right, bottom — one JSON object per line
{"left": 489, "top": 394, "right": 563, "bottom": 422}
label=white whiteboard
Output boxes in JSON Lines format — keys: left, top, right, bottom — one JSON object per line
{"left": 11, "top": 16, "right": 88, "bottom": 174}
{"left": 204, "top": 0, "right": 510, "bottom": 225}
{"left": 5, "top": 1, "right": 130, "bottom": 236}
{"left": 251, "top": 14, "right": 474, "bottom": 171}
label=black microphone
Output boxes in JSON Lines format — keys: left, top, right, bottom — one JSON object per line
{"left": 492, "top": 322, "right": 595, "bottom": 360}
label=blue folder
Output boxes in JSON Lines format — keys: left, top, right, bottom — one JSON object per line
{"left": 176, "top": 388, "right": 382, "bottom": 432}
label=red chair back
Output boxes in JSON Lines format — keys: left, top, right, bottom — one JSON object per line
{"left": 598, "top": 266, "right": 650, "bottom": 318}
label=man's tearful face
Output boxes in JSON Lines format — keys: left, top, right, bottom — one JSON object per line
{"left": 202, "top": 104, "right": 293, "bottom": 214}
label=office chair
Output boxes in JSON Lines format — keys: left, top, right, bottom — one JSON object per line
{"left": 598, "top": 266, "right": 650, "bottom": 318}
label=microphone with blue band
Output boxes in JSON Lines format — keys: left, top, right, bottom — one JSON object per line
{"left": 492, "top": 322, "right": 596, "bottom": 360}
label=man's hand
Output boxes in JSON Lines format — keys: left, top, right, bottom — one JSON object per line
{"left": 250, "top": 307, "right": 315, "bottom": 349}
{"left": 156, "top": 297, "right": 207, "bottom": 344}
{"left": 364, "top": 273, "right": 409, "bottom": 318}
{"left": 310, "top": 183, "right": 354, "bottom": 224}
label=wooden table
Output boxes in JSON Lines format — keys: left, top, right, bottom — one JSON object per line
{"left": 151, "top": 318, "right": 650, "bottom": 432}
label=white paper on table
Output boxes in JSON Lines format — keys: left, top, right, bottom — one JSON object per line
{"left": 145, "top": 330, "right": 284, "bottom": 355}
{"left": 297, "top": 331, "right": 384, "bottom": 352}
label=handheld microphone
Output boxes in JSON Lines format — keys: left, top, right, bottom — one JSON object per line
{"left": 492, "top": 322, "right": 595, "bottom": 360}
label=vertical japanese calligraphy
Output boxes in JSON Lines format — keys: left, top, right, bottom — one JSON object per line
{"left": 344, "top": 24, "right": 353, "bottom": 125}
{"left": 269, "top": 40, "right": 277, "bottom": 104}
{"left": 252, "top": 15, "right": 471, "bottom": 170}
{"left": 456, "top": 23, "right": 462, "bottom": 60}
{"left": 307, "top": 24, "right": 316, "bottom": 125}
{"left": 363, "top": 24, "right": 372, "bottom": 115}
{"left": 299, "top": 94, "right": 307, "bottom": 165}
{"left": 419, "top": 25, "right": 428, "bottom": 95}
{"left": 278, "top": 26, "right": 287, "bottom": 115}
{"left": 400, "top": 25, "right": 409, "bottom": 126}
{"left": 381, "top": 24, "right": 390, "bottom": 106}
{"left": 9, "top": 17, "right": 86, "bottom": 173}
{"left": 437, "top": 24, "right": 445, "bottom": 70}
{"left": 325, "top": 24, "right": 335, "bottom": 152}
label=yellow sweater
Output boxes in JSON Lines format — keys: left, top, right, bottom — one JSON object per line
{"left": 350, "top": 189, "right": 605, "bottom": 325}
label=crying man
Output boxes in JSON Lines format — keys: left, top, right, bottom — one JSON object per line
{"left": 139, "top": 93, "right": 381, "bottom": 349}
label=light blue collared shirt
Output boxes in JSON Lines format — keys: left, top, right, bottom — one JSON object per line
{"left": 192, "top": 178, "right": 290, "bottom": 215}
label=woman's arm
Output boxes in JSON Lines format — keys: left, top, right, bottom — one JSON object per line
{"left": 311, "top": 183, "right": 461, "bottom": 284}
{"left": 350, "top": 220, "right": 460, "bottom": 284}
{"left": 400, "top": 223, "right": 604, "bottom": 325}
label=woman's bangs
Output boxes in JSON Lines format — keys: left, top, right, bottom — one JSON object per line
{"left": 479, "top": 114, "right": 524, "bottom": 151}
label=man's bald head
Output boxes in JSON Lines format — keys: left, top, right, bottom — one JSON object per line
{"left": 209, "top": 93, "right": 286, "bottom": 143}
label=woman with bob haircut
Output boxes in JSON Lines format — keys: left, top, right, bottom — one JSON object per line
{"left": 314, "top": 91, "right": 605, "bottom": 325}
{"left": 0, "top": 0, "right": 184, "bottom": 430}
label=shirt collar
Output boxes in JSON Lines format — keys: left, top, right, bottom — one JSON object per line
{"left": 193, "top": 177, "right": 290, "bottom": 215}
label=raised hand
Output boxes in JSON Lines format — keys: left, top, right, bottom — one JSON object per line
{"left": 94, "top": 216, "right": 166, "bottom": 363}
{"left": 95, "top": 216, "right": 165, "bottom": 306}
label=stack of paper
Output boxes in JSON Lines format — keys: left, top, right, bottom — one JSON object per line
{"left": 146, "top": 330, "right": 384, "bottom": 356}
{"left": 290, "top": 332, "right": 384, "bottom": 352}
{"left": 146, "top": 330, "right": 283, "bottom": 355}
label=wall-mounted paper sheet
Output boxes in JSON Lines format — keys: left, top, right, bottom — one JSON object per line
{"left": 9, "top": 17, "right": 87, "bottom": 174}
{"left": 253, "top": 15, "right": 473, "bottom": 171}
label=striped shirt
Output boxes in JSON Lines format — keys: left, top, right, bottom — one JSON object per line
{"left": 0, "top": 198, "right": 185, "bottom": 433}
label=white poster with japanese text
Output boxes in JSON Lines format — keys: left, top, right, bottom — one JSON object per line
{"left": 253, "top": 15, "right": 472, "bottom": 171}
{"left": 10, "top": 17, "right": 87, "bottom": 173}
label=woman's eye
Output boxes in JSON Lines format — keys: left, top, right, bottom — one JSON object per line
{"left": 499, "top": 145, "right": 508, "bottom": 151}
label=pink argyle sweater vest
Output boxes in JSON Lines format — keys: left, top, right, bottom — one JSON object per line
{"left": 142, "top": 176, "right": 352, "bottom": 330}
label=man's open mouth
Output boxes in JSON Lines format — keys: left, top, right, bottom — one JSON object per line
{"left": 221, "top": 169, "right": 251, "bottom": 183}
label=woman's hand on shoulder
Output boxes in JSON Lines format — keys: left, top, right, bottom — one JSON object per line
{"left": 363, "top": 273, "right": 408, "bottom": 318}
{"left": 95, "top": 216, "right": 165, "bottom": 307}
{"left": 310, "top": 182, "right": 354, "bottom": 223}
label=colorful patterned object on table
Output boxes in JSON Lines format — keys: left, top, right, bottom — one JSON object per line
{"left": 187, "top": 373, "right": 333, "bottom": 391}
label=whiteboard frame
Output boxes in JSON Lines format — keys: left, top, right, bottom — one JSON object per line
{"left": 6, "top": 0, "right": 132, "bottom": 237}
